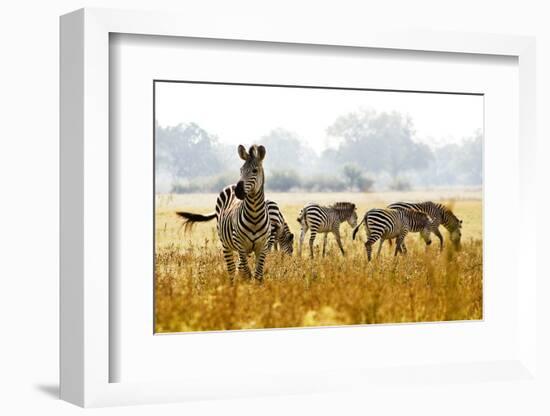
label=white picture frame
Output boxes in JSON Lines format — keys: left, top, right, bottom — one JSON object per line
{"left": 60, "top": 7, "right": 537, "bottom": 408}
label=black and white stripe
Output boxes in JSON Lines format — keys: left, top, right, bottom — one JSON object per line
{"left": 177, "top": 145, "right": 271, "bottom": 281}
{"left": 266, "top": 199, "right": 294, "bottom": 255}
{"left": 297, "top": 202, "right": 358, "bottom": 258}
{"left": 387, "top": 201, "right": 462, "bottom": 249}
{"left": 352, "top": 208, "right": 433, "bottom": 261}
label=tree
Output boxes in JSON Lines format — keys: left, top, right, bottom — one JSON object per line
{"left": 266, "top": 170, "right": 301, "bottom": 191}
{"left": 155, "top": 122, "right": 226, "bottom": 180}
{"left": 342, "top": 164, "right": 362, "bottom": 189}
{"left": 326, "top": 110, "right": 434, "bottom": 179}
{"left": 260, "top": 128, "right": 316, "bottom": 173}
{"left": 342, "top": 163, "right": 374, "bottom": 191}
{"left": 429, "top": 129, "right": 482, "bottom": 186}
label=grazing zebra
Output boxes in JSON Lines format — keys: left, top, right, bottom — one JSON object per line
{"left": 266, "top": 199, "right": 294, "bottom": 255}
{"left": 176, "top": 144, "right": 271, "bottom": 281}
{"left": 387, "top": 201, "right": 463, "bottom": 249}
{"left": 352, "top": 208, "right": 433, "bottom": 261}
{"left": 297, "top": 202, "right": 358, "bottom": 258}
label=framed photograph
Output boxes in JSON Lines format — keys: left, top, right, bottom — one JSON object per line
{"left": 60, "top": 8, "right": 537, "bottom": 407}
{"left": 153, "top": 80, "right": 483, "bottom": 334}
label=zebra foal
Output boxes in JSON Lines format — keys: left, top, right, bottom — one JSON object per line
{"left": 352, "top": 208, "right": 433, "bottom": 261}
{"left": 266, "top": 199, "right": 294, "bottom": 255}
{"left": 297, "top": 202, "right": 358, "bottom": 258}
{"left": 176, "top": 144, "right": 271, "bottom": 281}
{"left": 387, "top": 201, "right": 462, "bottom": 249}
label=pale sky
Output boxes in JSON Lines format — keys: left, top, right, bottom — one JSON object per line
{"left": 155, "top": 82, "right": 483, "bottom": 153}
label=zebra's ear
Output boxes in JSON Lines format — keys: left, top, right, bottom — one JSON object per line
{"left": 238, "top": 144, "right": 249, "bottom": 161}
{"left": 256, "top": 145, "right": 266, "bottom": 161}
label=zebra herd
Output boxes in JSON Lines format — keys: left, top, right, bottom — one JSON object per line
{"left": 176, "top": 144, "right": 463, "bottom": 281}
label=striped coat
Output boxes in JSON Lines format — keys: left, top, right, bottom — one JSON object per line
{"left": 297, "top": 202, "right": 358, "bottom": 258}
{"left": 266, "top": 199, "right": 294, "bottom": 254}
{"left": 177, "top": 145, "right": 271, "bottom": 280}
{"left": 387, "top": 201, "right": 462, "bottom": 249}
{"left": 353, "top": 208, "right": 433, "bottom": 261}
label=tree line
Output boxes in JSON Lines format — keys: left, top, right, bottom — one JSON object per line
{"left": 155, "top": 110, "right": 482, "bottom": 193}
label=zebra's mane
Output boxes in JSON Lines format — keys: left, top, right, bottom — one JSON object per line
{"left": 435, "top": 202, "right": 460, "bottom": 229}
{"left": 406, "top": 209, "right": 432, "bottom": 225}
{"left": 329, "top": 202, "right": 356, "bottom": 217}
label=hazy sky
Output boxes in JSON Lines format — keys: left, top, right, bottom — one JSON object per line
{"left": 155, "top": 82, "right": 483, "bottom": 154}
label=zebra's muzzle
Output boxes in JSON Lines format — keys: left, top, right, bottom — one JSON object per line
{"left": 235, "top": 180, "right": 246, "bottom": 200}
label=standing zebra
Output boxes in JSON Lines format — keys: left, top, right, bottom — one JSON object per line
{"left": 297, "top": 202, "right": 358, "bottom": 258}
{"left": 352, "top": 208, "right": 433, "bottom": 261}
{"left": 266, "top": 199, "right": 294, "bottom": 255}
{"left": 176, "top": 145, "right": 271, "bottom": 281}
{"left": 387, "top": 201, "right": 462, "bottom": 249}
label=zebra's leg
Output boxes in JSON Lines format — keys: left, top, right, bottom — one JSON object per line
{"left": 267, "top": 224, "right": 277, "bottom": 251}
{"left": 322, "top": 233, "right": 328, "bottom": 257}
{"left": 253, "top": 243, "right": 269, "bottom": 281}
{"left": 433, "top": 227, "right": 444, "bottom": 251}
{"left": 237, "top": 251, "right": 252, "bottom": 279}
{"left": 394, "top": 237, "right": 402, "bottom": 256}
{"left": 298, "top": 226, "right": 307, "bottom": 257}
{"left": 309, "top": 230, "right": 318, "bottom": 259}
{"left": 395, "top": 232, "right": 407, "bottom": 256}
{"left": 377, "top": 238, "right": 384, "bottom": 257}
{"left": 365, "top": 241, "right": 373, "bottom": 262}
{"left": 334, "top": 229, "right": 345, "bottom": 256}
{"left": 222, "top": 246, "right": 236, "bottom": 277}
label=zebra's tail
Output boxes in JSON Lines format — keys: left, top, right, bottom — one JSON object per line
{"left": 176, "top": 211, "right": 216, "bottom": 232}
{"left": 352, "top": 217, "right": 365, "bottom": 240}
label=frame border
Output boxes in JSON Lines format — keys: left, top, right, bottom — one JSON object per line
{"left": 60, "top": 7, "right": 537, "bottom": 407}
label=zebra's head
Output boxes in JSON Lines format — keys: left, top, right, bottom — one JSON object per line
{"left": 415, "top": 211, "right": 433, "bottom": 246}
{"left": 420, "top": 224, "right": 433, "bottom": 246}
{"left": 450, "top": 219, "right": 463, "bottom": 249}
{"left": 348, "top": 209, "right": 358, "bottom": 228}
{"left": 331, "top": 202, "right": 358, "bottom": 228}
{"left": 279, "top": 222, "right": 294, "bottom": 255}
{"left": 235, "top": 144, "right": 266, "bottom": 200}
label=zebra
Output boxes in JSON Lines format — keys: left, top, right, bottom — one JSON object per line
{"left": 387, "top": 201, "right": 463, "bottom": 249}
{"left": 352, "top": 208, "right": 433, "bottom": 261}
{"left": 297, "top": 202, "right": 358, "bottom": 258}
{"left": 176, "top": 144, "right": 271, "bottom": 281}
{"left": 266, "top": 199, "right": 294, "bottom": 255}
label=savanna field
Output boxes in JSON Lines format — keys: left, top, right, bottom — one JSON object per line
{"left": 155, "top": 190, "right": 483, "bottom": 333}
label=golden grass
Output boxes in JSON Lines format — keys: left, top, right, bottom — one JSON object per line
{"left": 155, "top": 191, "right": 482, "bottom": 333}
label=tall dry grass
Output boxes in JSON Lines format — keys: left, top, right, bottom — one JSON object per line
{"left": 155, "top": 192, "right": 482, "bottom": 333}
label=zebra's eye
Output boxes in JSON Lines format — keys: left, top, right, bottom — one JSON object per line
{"left": 252, "top": 168, "right": 258, "bottom": 174}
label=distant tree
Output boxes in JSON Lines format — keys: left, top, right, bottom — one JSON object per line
{"left": 342, "top": 164, "right": 362, "bottom": 189}
{"left": 430, "top": 129, "right": 482, "bottom": 186}
{"left": 389, "top": 178, "right": 412, "bottom": 191}
{"left": 302, "top": 175, "right": 347, "bottom": 192}
{"left": 267, "top": 170, "right": 301, "bottom": 191}
{"left": 209, "top": 171, "right": 240, "bottom": 192}
{"left": 326, "top": 110, "right": 434, "bottom": 179}
{"left": 342, "top": 163, "right": 374, "bottom": 192}
{"left": 456, "top": 129, "right": 482, "bottom": 184}
{"left": 155, "top": 122, "right": 225, "bottom": 181}
{"left": 356, "top": 176, "right": 375, "bottom": 192}
{"left": 260, "top": 128, "right": 316, "bottom": 172}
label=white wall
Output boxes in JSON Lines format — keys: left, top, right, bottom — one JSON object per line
{"left": 1, "top": 1, "right": 548, "bottom": 415}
